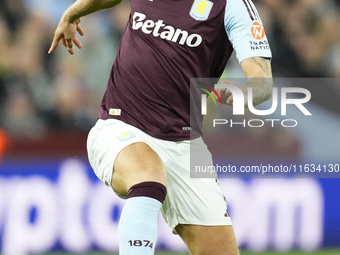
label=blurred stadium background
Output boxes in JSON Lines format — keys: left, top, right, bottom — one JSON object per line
{"left": 0, "top": 0, "right": 340, "bottom": 254}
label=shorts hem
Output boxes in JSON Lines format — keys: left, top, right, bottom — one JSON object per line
{"left": 170, "top": 218, "right": 233, "bottom": 235}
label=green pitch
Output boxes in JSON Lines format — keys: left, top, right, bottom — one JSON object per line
{"left": 29, "top": 249, "right": 340, "bottom": 255}
{"left": 238, "top": 251, "right": 340, "bottom": 255}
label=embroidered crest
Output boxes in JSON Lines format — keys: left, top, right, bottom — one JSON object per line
{"left": 117, "top": 132, "right": 135, "bottom": 142}
{"left": 190, "top": 0, "right": 213, "bottom": 21}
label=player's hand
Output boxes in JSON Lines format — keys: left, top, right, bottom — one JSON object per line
{"left": 48, "top": 17, "right": 84, "bottom": 55}
{"left": 215, "top": 80, "right": 246, "bottom": 107}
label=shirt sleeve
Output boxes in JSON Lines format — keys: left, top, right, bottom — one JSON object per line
{"left": 224, "top": 0, "right": 272, "bottom": 63}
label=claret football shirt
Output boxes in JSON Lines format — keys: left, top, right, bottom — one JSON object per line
{"left": 99, "top": 0, "right": 272, "bottom": 141}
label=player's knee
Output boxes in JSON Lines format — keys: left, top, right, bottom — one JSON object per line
{"left": 112, "top": 141, "right": 166, "bottom": 191}
{"left": 139, "top": 163, "right": 167, "bottom": 184}
{"left": 125, "top": 157, "right": 167, "bottom": 187}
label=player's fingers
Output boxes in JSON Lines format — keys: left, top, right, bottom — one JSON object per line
{"left": 73, "top": 35, "right": 82, "bottom": 49}
{"left": 215, "top": 88, "right": 226, "bottom": 99}
{"left": 217, "top": 88, "right": 230, "bottom": 104}
{"left": 224, "top": 88, "right": 234, "bottom": 105}
{"left": 75, "top": 18, "right": 81, "bottom": 26}
{"left": 225, "top": 87, "right": 232, "bottom": 97}
{"left": 65, "top": 37, "right": 74, "bottom": 53}
{"left": 62, "top": 38, "right": 67, "bottom": 48}
{"left": 77, "top": 24, "right": 84, "bottom": 36}
{"left": 229, "top": 80, "right": 237, "bottom": 86}
{"left": 221, "top": 79, "right": 236, "bottom": 103}
{"left": 214, "top": 88, "right": 222, "bottom": 99}
{"left": 69, "top": 47, "right": 75, "bottom": 55}
{"left": 48, "top": 34, "right": 62, "bottom": 54}
{"left": 221, "top": 79, "right": 237, "bottom": 87}
{"left": 225, "top": 81, "right": 236, "bottom": 98}
{"left": 226, "top": 94, "right": 233, "bottom": 106}
{"left": 74, "top": 18, "right": 84, "bottom": 36}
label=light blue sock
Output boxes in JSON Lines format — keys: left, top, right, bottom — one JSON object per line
{"left": 118, "top": 196, "right": 162, "bottom": 255}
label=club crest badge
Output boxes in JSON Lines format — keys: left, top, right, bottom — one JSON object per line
{"left": 117, "top": 131, "right": 135, "bottom": 142}
{"left": 190, "top": 0, "right": 213, "bottom": 21}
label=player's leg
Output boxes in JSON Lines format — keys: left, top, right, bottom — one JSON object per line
{"left": 87, "top": 120, "right": 167, "bottom": 255}
{"left": 175, "top": 224, "right": 240, "bottom": 255}
{"left": 112, "top": 142, "right": 167, "bottom": 255}
{"left": 154, "top": 137, "right": 239, "bottom": 255}
{"left": 111, "top": 141, "right": 166, "bottom": 196}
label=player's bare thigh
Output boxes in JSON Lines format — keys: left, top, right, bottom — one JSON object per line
{"left": 111, "top": 142, "right": 167, "bottom": 197}
{"left": 175, "top": 224, "right": 239, "bottom": 255}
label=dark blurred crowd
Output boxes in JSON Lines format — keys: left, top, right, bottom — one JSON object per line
{"left": 259, "top": 0, "right": 340, "bottom": 78}
{"left": 0, "top": 0, "right": 130, "bottom": 139}
{"left": 0, "top": 0, "right": 340, "bottom": 141}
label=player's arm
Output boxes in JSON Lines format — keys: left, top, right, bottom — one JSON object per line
{"left": 221, "top": 0, "right": 273, "bottom": 107}
{"left": 220, "top": 57, "right": 272, "bottom": 107}
{"left": 48, "top": 0, "right": 123, "bottom": 55}
{"left": 239, "top": 56, "right": 273, "bottom": 106}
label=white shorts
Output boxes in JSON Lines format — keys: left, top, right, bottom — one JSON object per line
{"left": 87, "top": 119, "right": 232, "bottom": 233}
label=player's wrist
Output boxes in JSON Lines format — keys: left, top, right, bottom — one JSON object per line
{"left": 61, "top": 14, "right": 78, "bottom": 24}
{"left": 62, "top": 6, "right": 82, "bottom": 24}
